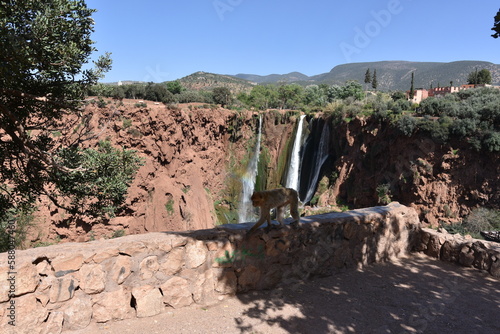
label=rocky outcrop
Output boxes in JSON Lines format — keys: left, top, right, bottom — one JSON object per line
{"left": 1, "top": 203, "right": 420, "bottom": 333}
{"left": 413, "top": 227, "right": 500, "bottom": 277}
{"left": 320, "top": 117, "right": 500, "bottom": 226}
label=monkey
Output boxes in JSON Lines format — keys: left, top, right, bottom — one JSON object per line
{"left": 247, "top": 188, "right": 300, "bottom": 234}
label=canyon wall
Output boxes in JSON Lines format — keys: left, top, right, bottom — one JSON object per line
{"left": 1, "top": 203, "right": 421, "bottom": 333}
{"left": 30, "top": 103, "right": 499, "bottom": 246}
{"left": 317, "top": 117, "right": 500, "bottom": 226}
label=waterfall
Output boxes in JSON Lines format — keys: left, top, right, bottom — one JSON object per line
{"left": 285, "top": 115, "right": 306, "bottom": 191}
{"left": 238, "top": 114, "right": 263, "bottom": 223}
{"left": 301, "top": 120, "right": 330, "bottom": 204}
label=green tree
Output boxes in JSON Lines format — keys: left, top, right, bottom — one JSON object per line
{"left": 166, "top": 80, "right": 184, "bottom": 95}
{"left": 364, "top": 69, "right": 372, "bottom": 85}
{"left": 212, "top": 87, "right": 232, "bottom": 107}
{"left": 492, "top": 8, "right": 500, "bottom": 38}
{"left": 468, "top": 68, "right": 492, "bottom": 85}
{"left": 409, "top": 72, "right": 415, "bottom": 99}
{"left": 246, "top": 85, "right": 279, "bottom": 110}
{"left": 277, "top": 84, "right": 304, "bottom": 109}
{"left": 0, "top": 1, "right": 142, "bottom": 226}
{"left": 372, "top": 69, "right": 378, "bottom": 90}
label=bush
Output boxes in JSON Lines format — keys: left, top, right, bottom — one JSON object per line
{"left": 445, "top": 208, "right": 500, "bottom": 239}
{"left": 396, "top": 114, "right": 417, "bottom": 136}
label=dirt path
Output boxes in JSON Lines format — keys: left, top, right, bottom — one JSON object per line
{"left": 73, "top": 253, "right": 499, "bottom": 333}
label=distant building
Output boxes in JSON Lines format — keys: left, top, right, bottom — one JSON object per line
{"left": 407, "top": 84, "right": 499, "bottom": 103}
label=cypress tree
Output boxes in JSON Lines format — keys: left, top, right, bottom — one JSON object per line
{"left": 364, "top": 69, "right": 372, "bottom": 84}
{"left": 409, "top": 72, "right": 415, "bottom": 99}
{"left": 372, "top": 69, "right": 378, "bottom": 90}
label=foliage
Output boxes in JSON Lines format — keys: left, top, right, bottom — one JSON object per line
{"left": 415, "top": 87, "right": 500, "bottom": 150}
{"left": 376, "top": 183, "right": 392, "bottom": 205}
{"left": 467, "top": 68, "right": 492, "bottom": 85}
{"left": 371, "top": 69, "right": 378, "bottom": 90}
{"left": 0, "top": 206, "right": 35, "bottom": 252}
{"left": 396, "top": 114, "right": 418, "bottom": 136}
{"left": 212, "top": 87, "right": 233, "bottom": 107}
{"left": 0, "top": 1, "right": 146, "bottom": 222}
{"left": 492, "top": 8, "right": 500, "bottom": 38}
{"left": 328, "top": 81, "right": 365, "bottom": 101}
{"left": 442, "top": 208, "right": 500, "bottom": 239}
{"left": 166, "top": 80, "right": 184, "bottom": 95}
{"left": 53, "top": 141, "right": 143, "bottom": 216}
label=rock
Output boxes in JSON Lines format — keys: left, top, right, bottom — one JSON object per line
{"left": 160, "top": 277, "right": 193, "bottom": 308}
{"left": 0, "top": 267, "right": 12, "bottom": 302}
{"left": 238, "top": 265, "right": 261, "bottom": 291}
{"left": 214, "top": 269, "right": 237, "bottom": 295}
{"left": 139, "top": 255, "right": 159, "bottom": 280}
{"left": 78, "top": 264, "right": 106, "bottom": 294}
{"left": 51, "top": 254, "right": 84, "bottom": 274}
{"left": 92, "top": 287, "right": 133, "bottom": 322}
{"left": 111, "top": 255, "right": 132, "bottom": 284}
{"left": 185, "top": 240, "right": 207, "bottom": 268}
{"left": 41, "top": 311, "right": 64, "bottom": 334}
{"left": 160, "top": 247, "right": 185, "bottom": 275}
{"left": 489, "top": 257, "right": 500, "bottom": 278}
{"left": 192, "top": 270, "right": 216, "bottom": 305}
{"left": 62, "top": 292, "right": 92, "bottom": 331}
{"left": 3, "top": 294, "right": 48, "bottom": 334}
{"left": 425, "top": 234, "right": 441, "bottom": 258}
{"left": 16, "top": 262, "right": 39, "bottom": 296}
{"left": 440, "top": 240, "right": 457, "bottom": 262}
{"left": 458, "top": 246, "right": 475, "bottom": 267}
{"left": 49, "top": 276, "right": 79, "bottom": 303}
{"left": 36, "top": 260, "right": 52, "bottom": 276}
{"left": 132, "top": 286, "right": 163, "bottom": 318}
{"left": 92, "top": 247, "right": 120, "bottom": 263}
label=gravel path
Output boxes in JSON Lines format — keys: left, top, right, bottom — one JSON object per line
{"left": 73, "top": 253, "right": 499, "bottom": 334}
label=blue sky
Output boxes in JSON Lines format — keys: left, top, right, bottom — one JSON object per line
{"left": 85, "top": 0, "right": 500, "bottom": 83}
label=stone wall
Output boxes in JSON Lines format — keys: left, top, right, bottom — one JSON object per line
{"left": 0, "top": 202, "right": 420, "bottom": 333}
{"left": 413, "top": 227, "right": 500, "bottom": 277}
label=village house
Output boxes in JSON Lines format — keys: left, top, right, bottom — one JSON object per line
{"left": 407, "top": 84, "right": 498, "bottom": 103}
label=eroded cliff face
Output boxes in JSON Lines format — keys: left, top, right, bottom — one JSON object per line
{"left": 31, "top": 105, "right": 498, "bottom": 244}
{"left": 319, "top": 117, "right": 500, "bottom": 226}
{"left": 32, "top": 101, "right": 297, "bottom": 244}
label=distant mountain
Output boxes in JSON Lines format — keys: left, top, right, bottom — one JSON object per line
{"left": 313, "top": 60, "right": 500, "bottom": 90}
{"left": 234, "top": 71, "right": 311, "bottom": 84}
{"left": 178, "top": 71, "right": 255, "bottom": 93}
{"left": 231, "top": 61, "right": 500, "bottom": 91}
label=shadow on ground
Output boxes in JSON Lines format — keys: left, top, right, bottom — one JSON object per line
{"left": 231, "top": 253, "right": 499, "bottom": 333}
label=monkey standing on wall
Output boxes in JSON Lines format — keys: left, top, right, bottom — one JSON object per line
{"left": 247, "top": 188, "right": 300, "bottom": 234}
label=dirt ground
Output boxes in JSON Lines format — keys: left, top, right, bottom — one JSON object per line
{"left": 73, "top": 253, "right": 499, "bottom": 334}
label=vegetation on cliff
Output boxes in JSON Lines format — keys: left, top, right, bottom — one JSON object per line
{"left": 0, "top": 1, "right": 142, "bottom": 251}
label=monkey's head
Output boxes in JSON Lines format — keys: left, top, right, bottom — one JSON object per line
{"left": 250, "top": 192, "right": 264, "bottom": 207}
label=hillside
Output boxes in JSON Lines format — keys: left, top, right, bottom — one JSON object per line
{"left": 177, "top": 71, "right": 255, "bottom": 93}
{"left": 234, "top": 71, "right": 311, "bottom": 84}
{"left": 230, "top": 60, "right": 500, "bottom": 91}
{"left": 313, "top": 60, "right": 500, "bottom": 90}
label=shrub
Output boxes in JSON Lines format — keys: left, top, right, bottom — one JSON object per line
{"left": 376, "top": 183, "right": 392, "bottom": 205}
{"left": 396, "top": 114, "right": 417, "bottom": 136}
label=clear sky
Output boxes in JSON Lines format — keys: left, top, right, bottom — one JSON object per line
{"left": 85, "top": 0, "right": 500, "bottom": 83}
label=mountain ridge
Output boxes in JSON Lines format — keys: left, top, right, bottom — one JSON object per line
{"left": 105, "top": 60, "right": 500, "bottom": 92}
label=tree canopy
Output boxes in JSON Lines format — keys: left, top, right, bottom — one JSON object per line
{"left": 467, "top": 69, "right": 492, "bottom": 85}
{"left": 0, "top": 0, "right": 142, "bottom": 240}
{"left": 492, "top": 8, "right": 500, "bottom": 38}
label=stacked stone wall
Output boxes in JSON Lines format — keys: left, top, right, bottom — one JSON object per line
{"left": 1, "top": 203, "right": 421, "bottom": 333}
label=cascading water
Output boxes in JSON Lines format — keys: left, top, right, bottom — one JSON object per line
{"left": 238, "top": 114, "right": 263, "bottom": 223}
{"left": 285, "top": 115, "right": 306, "bottom": 191}
{"left": 300, "top": 120, "right": 330, "bottom": 204}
